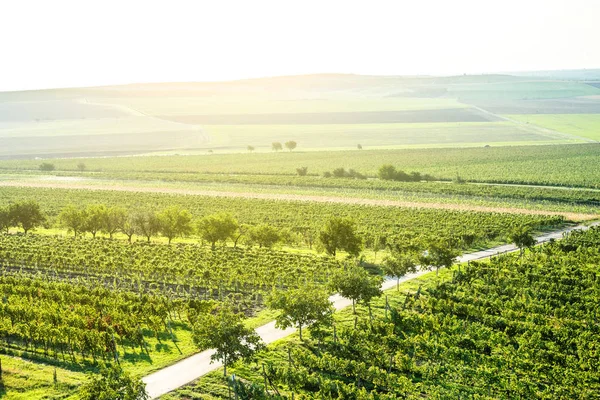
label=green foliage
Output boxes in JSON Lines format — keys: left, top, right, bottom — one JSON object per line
{"left": 271, "top": 142, "right": 283, "bottom": 152}
{"left": 296, "top": 166, "right": 308, "bottom": 176}
{"left": 329, "top": 264, "right": 383, "bottom": 313}
{"left": 382, "top": 252, "right": 418, "bottom": 290}
{"left": 267, "top": 285, "right": 333, "bottom": 340}
{"left": 284, "top": 141, "right": 297, "bottom": 151}
{"left": 0, "top": 206, "right": 11, "bottom": 233}
{"left": 157, "top": 206, "right": 193, "bottom": 244}
{"left": 318, "top": 217, "right": 362, "bottom": 257}
{"left": 39, "top": 162, "right": 55, "bottom": 171}
{"left": 192, "top": 304, "right": 264, "bottom": 376}
{"left": 8, "top": 200, "right": 45, "bottom": 234}
{"left": 508, "top": 224, "right": 536, "bottom": 255}
{"left": 378, "top": 164, "right": 434, "bottom": 182}
{"left": 102, "top": 206, "right": 127, "bottom": 239}
{"left": 133, "top": 211, "right": 161, "bottom": 242}
{"left": 327, "top": 167, "right": 366, "bottom": 179}
{"left": 80, "top": 365, "right": 148, "bottom": 400}
{"left": 420, "top": 240, "right": 459, "bottom": 275}
{"left": 197, "top": 213, "right": 238, "bottom": 249}
{"left": 59, "top": 204, "right": 88, "bottom": 237}
{"left": 248, "top": 224, "right": 280, "bottom": 248}
{"left": 84, "top": 204, "right": 108, "bottom": 238}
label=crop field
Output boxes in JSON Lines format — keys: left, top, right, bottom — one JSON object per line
{"left": 2, "top": 75, "right": 599, "bottom": 157}
{"left": 166, "top": 227, "right": 600, "bottom": 399}
{"left": 2, "top": 143, "right": 599, "bottom": 188}
{"left": 508, "top": 114, "right": 600, "bottom": 141}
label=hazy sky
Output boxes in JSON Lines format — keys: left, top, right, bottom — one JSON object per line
{"left": 2, "top": 0, "right": 598, "bottom": 91}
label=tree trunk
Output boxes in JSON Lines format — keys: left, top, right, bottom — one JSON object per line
{"left": 352, "top": 300, "right": 356, "bottom": 314}
{"left": 397, "top": 277, "right": 400, "bottom": 291}
{"left": 298, "top": 324, "right": 303, "bottom": 340}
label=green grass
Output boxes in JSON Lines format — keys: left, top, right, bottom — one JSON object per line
{"left": 0, "top": 356, "right": 85, "bottom": 400}
{"left": 448, "top": 81, "right": 600, "bottom": 100}
{"left": 508, "top": 114, "right": 600, "bottom": 141}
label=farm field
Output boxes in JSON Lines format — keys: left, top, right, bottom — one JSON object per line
{"left": 2, "top": 72, "right": 600, "bottom": 399}
{"left": 2, "top": 74, "right": 600, "bottom": 157}
{"left": 508, "top": 114, "right": 600, "bottom": 141}
{"left": 2, "top": 143, "right": 600, "bottom": 188}
{"left": 163, "top": 226, "right": 600, "bottom": 399}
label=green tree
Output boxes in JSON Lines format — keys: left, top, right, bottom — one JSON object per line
{"left": 102, "top": 206, "right": 127, "bottom": 239}
{"left": 85, "top": 204, "right": 108, "bottom": 239}
{"left": 383, "top": 252, "right": 418, "bottom": 290}
{"left": 296, "top": 166, "right": 308, "bottom": 176}
{"left": 0, "top": 207, "right": 11, "bottom": 233}
{"left": 59, "top": 205, "right": 88, "bottom": 237}
{"left": 247, "top": 145, "right": 255, "bottom": 152}
{"left": 120, "top": 213, "right": 137, "bottom": 243}
{"left": 267, "top": 285, "right": 333, "bottom": 340}
{"left": 192, "top": 304, "right": 264, "bottom": 377}
{"left": 8, "top": 201, "right": 45, "bottom": 234}
{"left": 318, "top": 217, "right": 362, "bottom": 257}
{"left": 77, "top": 162, "right": 86, "bottom": 171}
{"left": 329, "top": 265, "right": 382, "bottom": 314}
{"left": 80, "top": 365, "right": 148, "bottom": 400}
{"left": 249, "top": 224, "right": 280, "bottom": 248}
{"left": 284, "top": 140, "right": 297, "bottom": 151}
{"left": 378, "top": 164, "right": 397, "bottom": 180}
{"left": 509, "top": 225, "right": 536, "bottom": 257}
{"left": 39, "top": 162, "right": 55, "bottom": 171}
{"left": 133, "top": 211, "right": 161, "bottom": 243}
{"left": 421, "top": 241, "right": 459, "bottom": 276}
{"left": 197, "top": 213, "right": 238, "bottom": 250}
{"left": 271, "top": 142, "right": 283, "bottom": 152}
{"left": 157, "top": 206, "right": 193, "bottom": 244}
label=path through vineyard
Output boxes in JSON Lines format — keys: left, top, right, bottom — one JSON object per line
{"left": 142, "top": 221, "right": 599, "bottom": 399}
{"left": 0, "top": 180, "right": 596, "bottom": 221}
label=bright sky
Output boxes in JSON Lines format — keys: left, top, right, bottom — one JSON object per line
{"left": 1, "top": 0, "right": 599, "bottom": 91}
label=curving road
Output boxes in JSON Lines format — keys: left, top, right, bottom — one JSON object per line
{"left": 142, "top": 221, "right": 598, "bottom": 399}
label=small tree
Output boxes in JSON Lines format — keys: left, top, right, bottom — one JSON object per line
{"left": 296, "top": 166, "right": 308, "bottom": 176}
{"left": 0, "top": 207, "right": 11, "bottom": 233}
{"left": 318, "top": 217, "right": 362, "bottom": 257}
{"left": 284, "top": 141, "right": 297, "bottom": 151}
{"left": 85, "top": 204, "right": 108, "bottom": 238}
{"left": 509, "top": 225, "right": 536, "bottom": 257}
{"left": 197, "top": 213, "right": 238, "bottom": 250}
{"left": 102, "top": 206, "right": 127, "bottom": 239}
{"left": 192, "top": 304, "right": 264, "bottom": 377}
{"left": 39, "top": 162, "right": 55, "bottom": 171}
{"left": 248, "top": 224, "right": 280, "bottom": 248}
{"left": 80, "top": 365, "right": 148, "bottom": 400}
{"left": 357, "top": 144, "right": 363, "bottom": 150}
{"left": 267, "top": 285, "right": 333, "bottom": 340}
{"left": 272, "top": 142, "right": 283, "bottom": 152}
{"left": 383, "top": 252, "right": 418, "bottom": 290}
{"left": 59, "top": 205, "right": 88, "bottom": 237}
{"left": 247, "top": 145, "right": 255, "bottom": 153}
{"left": 157, "top": 206, "right": 193, "bottom": 244}
{"left": 8, "top": 201, "right": 45, "bottom": 234}
{"left": 420, "top": 241, "right": 459, "bottom": 276}
{"left": 120, "top": 213, "right": 137, "bottom": 243}
{"left": 77, "top": 162, "right": 86, "bottom": 172}
{"left": 329, "top": 265, "right": 382, "bottom": 314}
{"left": 378, "top": 164, "right": 397, "bottom": 181}
{"left": 133, "top": 211, "right": 161, "bottom": 243}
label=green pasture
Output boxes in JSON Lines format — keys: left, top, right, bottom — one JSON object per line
{"left": 508, "top": 114, "right": 600, "bottom": 141}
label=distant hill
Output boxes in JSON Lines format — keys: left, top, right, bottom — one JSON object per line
{"left": 1, "top": 72, "right": 599, "bottom": 158}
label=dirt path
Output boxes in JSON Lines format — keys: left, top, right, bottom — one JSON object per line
{"left": 0, "top": 180, "right": 596, "bottom": 221}
{"left": 141, "top": 222, "right": 599, "bottom": 398}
